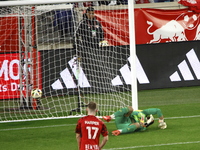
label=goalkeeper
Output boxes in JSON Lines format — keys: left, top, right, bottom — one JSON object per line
{"left": 102, "top": 107, "right": 167, "bottom": 136}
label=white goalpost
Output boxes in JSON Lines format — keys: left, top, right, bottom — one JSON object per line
{"left": 0, "top": 0, "right": 137, "bottom": 122}
{"left": 128, "top": 0, "right": 138, "bottom": 111}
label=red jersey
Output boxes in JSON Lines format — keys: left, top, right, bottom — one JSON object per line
{"left": 75, "top": 115, "right": 108, "bottom": 150}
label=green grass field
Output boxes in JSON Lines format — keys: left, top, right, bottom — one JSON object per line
{"left": 0, "top": 86, "right": 200, "bottom": 150}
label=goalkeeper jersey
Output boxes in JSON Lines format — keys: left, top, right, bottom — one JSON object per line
{"left": 130, "top": 108, "right": 163, "bottom": 123}
{"left": 130, "top": 111, "right": 146, "bottom": 123}
{"left": 114, "top": 107, "right": 132, "bottom": 129}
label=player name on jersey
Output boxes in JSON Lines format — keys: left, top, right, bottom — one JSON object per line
{"left": 85, "top": 144, "right": 99, "bottom": 150}
{"left": 85, "top": 121, "right": 99, "bottom": 125}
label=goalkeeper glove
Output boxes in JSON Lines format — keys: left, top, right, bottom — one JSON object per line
{"left": 158, "top": 120, "right": 167, "bottom": 129}
{"left": 99, "top": 40, "right": 108, "bottom": 47}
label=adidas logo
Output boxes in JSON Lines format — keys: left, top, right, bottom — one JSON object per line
{"left": 51, "top": 49, "right": 200, "bottom": 90}
{"left": 52, "top": 55, "right": 150, "bottom": 89}
{"left": 51, "top": 57, "right": 91, "bottom": 90}
{"left": 170, "top": 49, "right": 200, "bottom": 81}
{"left": 112, "top": 56, "right": 150, "bottom": 86}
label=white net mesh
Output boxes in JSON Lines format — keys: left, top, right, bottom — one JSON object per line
{"left": 0, "top": 1, "right": 133, "bottom": 122}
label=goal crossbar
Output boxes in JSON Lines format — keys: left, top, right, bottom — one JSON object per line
{"left": 0, "top": 0, "right": 107, "bottom": 7}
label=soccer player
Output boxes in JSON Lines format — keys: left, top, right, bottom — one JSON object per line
{"left": 102, "top": 107, "right": 167, "bottom": 136}
{"left": 75, "top": 101, "right": 109, "bottom": 150}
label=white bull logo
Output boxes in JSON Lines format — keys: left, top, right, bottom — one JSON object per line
{"left": 147, "top": 20, "right": 187, "bottom": 43}
{"left": 194, "top": 24, "right": 200, "bottom": 40}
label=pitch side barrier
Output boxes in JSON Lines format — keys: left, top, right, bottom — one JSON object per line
{"left": 41, "top": 40, "right": 200, "bottom": 96}
{"left": 137, "top": 41, "right": 200, "bottom": 90}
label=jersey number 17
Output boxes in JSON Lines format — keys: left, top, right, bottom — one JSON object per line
{"left": 86, "top": 126, "right": 99, "bottom": 139}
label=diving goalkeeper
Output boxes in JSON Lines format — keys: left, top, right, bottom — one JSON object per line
{"left": 102, "top": 106, "right": 167, "bottom": 136}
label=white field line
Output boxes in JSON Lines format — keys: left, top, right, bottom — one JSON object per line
{"left": 0, "top": 115, "right": 200, "bottom": 131}
{"left": 103, "top": 141, "right": 200, "bottom": 150}
{"left": 0, "top": 124, "right": 75, "bottom": 131}
{"left": 164, "top": 115, "right": 200, "bottom": 120}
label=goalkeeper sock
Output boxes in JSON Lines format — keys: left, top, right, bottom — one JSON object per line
{"left": 159, "top": 119, "right": 165, "bottom": 123}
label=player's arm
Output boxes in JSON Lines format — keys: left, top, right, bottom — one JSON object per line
{"left": 99, "top": 123, "right": 109, "bottom": 149}
{"left": 75, "top": 120, "right": 81, "bottom": 149}
{"left": 143, "top": 108, "right": 167, "bottom": 129}
{"left": 76, "top": 133, "right": 81, "bottom": 149}
{"left": 99, "top": 135, "right": 108, "bottom": 150}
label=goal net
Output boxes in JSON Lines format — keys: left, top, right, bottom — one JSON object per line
{"left": 0, "top": 0, "right": 136, "bottom": 122}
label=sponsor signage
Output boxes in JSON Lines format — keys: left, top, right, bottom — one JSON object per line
{"left": 179, "top": 0, "right": 200, "bottom": 13}
{"left": 51, "top": 56, "right": 91, "bottom": 90}
{"left": 42, "top": 47, "right": 132, "bottom": 96}
{"left": 0, "top": 53, "right": 21, "bottom": 99}
{"left": 96, "top": 8, "right": 200, "bottom": 45}
{"left": 137, "top": 41, "right": 200, "bottom": 90}
{"left": 42, "top": 41, "right": 200, "bottom": 96}
{"left": 0, "top": 53, "right": 41, "bottom": 99}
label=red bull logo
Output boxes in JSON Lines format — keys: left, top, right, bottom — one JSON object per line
{"left": 147, "top": 20, "right": 187, "bottom": 43}
{"left": 146, "top": 14, "right": 200, "bottom": 44}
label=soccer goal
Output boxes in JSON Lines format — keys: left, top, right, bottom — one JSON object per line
{"left": 0, "top": 0, "right": 137, "bottom": 122}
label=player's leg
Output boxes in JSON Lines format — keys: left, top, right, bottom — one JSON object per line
{"left": 112, "top": 122, "right": 140, "bottom": 136}
{"left": 142, "top": 108, "right": 163, "bottom": 117}
{"left": 142, "top": 108, "right": 167, "bottom": 129}
{"left": 102, "top": 106, "right": 135, "bottom": 136}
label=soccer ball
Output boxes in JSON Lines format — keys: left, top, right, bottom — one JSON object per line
{"left": 31, "top": 88, "right": 42, "bottom": 99}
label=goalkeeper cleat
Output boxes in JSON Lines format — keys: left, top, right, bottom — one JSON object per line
{"left": 147, "top": 114, "right": 154, "bottom": 124}
{"left": 149, "top": 114, "right": 154, "bottom": 120}
{"left": 145, "top": 120, "right": 154, "bottom": 128}
{"left": 102, "top": 116, "right": 111, "bottom": 122}
{"left": 145, "top": 114, "right": 154, "bottom": 127}
{"left": 158, "top": 122, "right": 167, "bottom": 129}
{"left": 112, "top": 130, "right": 121, "bottom": 136}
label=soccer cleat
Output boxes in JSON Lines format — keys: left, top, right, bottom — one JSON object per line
{"left": 149, "top": 114, "right": 154, "bottom": 121}
{"left": 112, "top": 130, "right": 121, "bottom": 136}
{"left": 158, "top": 122, "right": 167, "bottom": 129}
{"left": 102, "top": 116, "right": 111, "bottom": 122}
{"left": 144, "top": 114, "right": 154, "bottom": 127}
{"left": 146, "top": 114, "right": 154, "bottom": 124}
